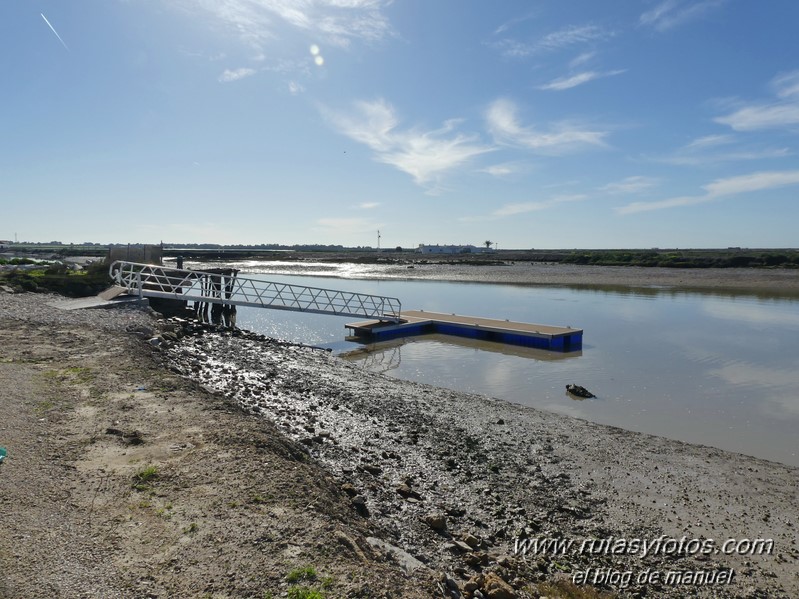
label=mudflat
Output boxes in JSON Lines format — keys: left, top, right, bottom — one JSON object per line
{"left": 1, "top": 289, "right": 797, "bottom": 598}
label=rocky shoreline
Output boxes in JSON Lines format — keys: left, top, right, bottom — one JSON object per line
{"left": 1, "top": 291, "right": 798, "bottom": 598}
{"left": 163, "top": 317, "right": 798, "bottom": 598}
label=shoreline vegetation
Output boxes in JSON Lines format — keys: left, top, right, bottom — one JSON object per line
{"left": 1, "top": 253, "right": 798, "bottom": 597}
{"left": 5, "top": 243, "right": 799, "bottom": 268}
{"left": 3, "top": 247, "right": 799, "bottom": 298}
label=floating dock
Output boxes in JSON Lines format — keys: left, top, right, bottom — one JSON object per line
{"left": 345, "top": 310, "right": 582, "bottom": 352}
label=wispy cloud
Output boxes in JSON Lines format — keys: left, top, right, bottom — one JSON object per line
{"left": 617, "top": 170, "right": 799, "bottom": 214}
{"left": 682, "top": 134, "right": 735, "bottom": 150}
{"left": 460, "top": 194, "right": 587, "bottom": 222}
{"left": 569, "top": 51, "right": 595, "bottom": 69}
{"left": 538, "top": 69, "right": 625, "bottom": 91}
{"left": 356, "top": 202, "right": 380, "bottom": 209}
{"left": 486, "top": 98, "right": 608, "bottom": 153}
{"left": 494, "top": 194, "right": 586, "bottom": 216}
{"left": 492, "top": 24, "right": 613, "bottom": 58}
{"left": 599, "top": 176, "right": 658, "bottom": 194}
{"left": 537, "top": 24, "right": 614, "bottom": 52}
{"left": 181, "top": 0, "right": 393, "bottom": 50}
{"left": 640, "top": 0, "right": 727, "bottom": 32}
{"left": 773, "top": 71, "right": 799, "bottom": 99}
{"left": 40, "top": 13, "right": 69, "bottom": 51}
{"left": 493, "top": 11, "right": 538, "bottom": 35}
{"left": 715, "top": 70, "right": 799, "bottom": 131}
{"left": 479, "top": 162, "right": 527, "bottom": 178}
{"left": 324, "top": 99, "right": 494, "bottom": 187}
{"left": 654, "top": 133, "right": 791, "bottom": 166}
{"left": 218, "top": 67, "right": 257, "bottom": 82}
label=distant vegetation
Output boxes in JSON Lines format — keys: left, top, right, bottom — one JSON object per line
{"left": 4, "top": 242, "right": 798, "bottom": 270}
{"left": 535, "top": 249, "right": 799, "bottom": 269}
{"left": 0, "top": 261, "right": 111, "bottom": 296}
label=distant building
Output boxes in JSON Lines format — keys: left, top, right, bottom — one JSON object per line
{"left": 416, "top": 244, "right": 493, "bottom": 254}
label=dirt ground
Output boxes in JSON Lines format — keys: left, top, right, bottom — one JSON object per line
{"left": 1, "top": 276, "right": 798, "bottom": 598}
{"left": 0, "top": 295, "right": 435, "bottom": 598}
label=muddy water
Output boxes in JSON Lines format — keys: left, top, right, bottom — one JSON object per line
{"left": 216, "top": 268, "right": 799, "bottom": 467}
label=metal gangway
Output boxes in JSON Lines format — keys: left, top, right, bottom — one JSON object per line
{"left": 109, "top": 261, "right": 402, "bottom": 322}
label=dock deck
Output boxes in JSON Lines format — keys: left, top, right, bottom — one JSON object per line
{"left": 345, "top": 310, "right": 582, "bottom": 351}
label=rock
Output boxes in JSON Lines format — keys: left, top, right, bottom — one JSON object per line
{"left": 341, "top": 483, "right": 358, "bottom": 497}
{"left": 396, "top": 484, "right": 422, "bottom": 500}
{"left": 366, "top": 537, "right": 426, "bottom": 574}
{"left": 351, "top": 495, "right": 370, "bottom": 517}
{"left": 482, "top": 572, "right": 516, "bottom": 599}
{"left": 423, "top": 513, "right": 447, "bottom": 532}
{"left": 126, "top": 324, "right": 155, "bottom": 338}
{"left": 463, "top": 533, "right": 480, "bottom": 549}
{"left": 464, "top": 574, "right": 484, "bottom": 592}
{"left": 360, "top": 463, "right": 383, "bottom": 476}
{"left": 565, "top": 384, "right": 595, "bottom": 398}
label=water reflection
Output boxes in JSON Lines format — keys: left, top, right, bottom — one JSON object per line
{"left": 341, "top": 334, "right": 582, "bottom": 374}
{"left": 221, "top": 270, "right": 799, "bottom": 467}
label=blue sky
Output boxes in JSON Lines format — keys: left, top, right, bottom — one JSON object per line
{"left": 3, "top": 1, "right": 799, "bottom": 249}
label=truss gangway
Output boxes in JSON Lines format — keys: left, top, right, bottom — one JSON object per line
{"left": 109, "top": 261, "right": 402, "bottom": 322}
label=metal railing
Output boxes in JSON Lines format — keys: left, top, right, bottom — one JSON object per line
{"left": 109, "top": 261, "right": 402, "bottom": 322}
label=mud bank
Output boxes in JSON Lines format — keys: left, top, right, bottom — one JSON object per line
{"left": 189, "top": 258, "right": 799, "bottom": 297}
{"left": 165, "top": 321, "right": 798, "bottom": 598}
{"left": 1, "top": 290, "right": 797, "bottom": 598}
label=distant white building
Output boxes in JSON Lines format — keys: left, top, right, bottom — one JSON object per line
{"left": 417, "top": 244, "right": 493, "bottom": 254}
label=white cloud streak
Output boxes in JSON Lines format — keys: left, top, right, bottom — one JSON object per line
{"left": 640, "top": 0, "right": 727, "bottom": 32}
{"left": 617, "top": 170, "right": 799, "bottom": 214}
{"left": 715, "top": 70, "right": 799, "bottom": 131}
{"left": 538, "top": 69, "right": 625, "bottom": 91}
{"left": 460, "top": 194, "right": 587, "bottom": 222}
{"left": 536, "top": 24, "right": 613, "bottom": 52}
{"left": 324, "top": 99, "right": 494, "bottom": 186}
{"left": 479, "top": 162, "right": 526, "bottom": 177}
{"left": 218, "top": 67, "right": 257, "bottom": 82}
{"left": 40, "top": 13, "right": 69, "bottom": 51}
{"left": 181, "top": 0, "right": 392, "bottom": 50}
{"left": 599, "top": 176, "right": 658, "bottom": 194}
{"left": 569, "top": 51, "right": 595, "bottom": 69}
{"left": 716, "top": 104, "right": 799, "bottom": 131}
{"left": 493, "top": 11, "right": 538, "bottom": 35}
{"left": 654, "top": 134, "right": 790, "bottom": 165}
{"left": 493, "top": 194, "right": 586, "bottom": 216}
{"left": 486, "top": 98, "right": 608, "bottom": 153}
{"left": 682, "top": 134, "right": 734, "bottom": 150}
{"left": 492, "top": 24, "right": 613, "bottom": 58}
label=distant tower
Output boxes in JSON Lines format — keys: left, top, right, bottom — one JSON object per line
{"left": 377, "top": 230, "right": 381, "bottom": 250}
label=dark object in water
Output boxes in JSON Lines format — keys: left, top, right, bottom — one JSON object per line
{"left": 566, "top": 384, "right": 595, "bottom": 398}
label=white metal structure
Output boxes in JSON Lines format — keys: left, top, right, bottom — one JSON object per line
{"left": 109, "top": 261, "right": 402, "bottom": 322}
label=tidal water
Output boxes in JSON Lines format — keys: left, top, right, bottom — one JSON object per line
{"left": 220, "top": 268, "right": 799, "bottom": 467}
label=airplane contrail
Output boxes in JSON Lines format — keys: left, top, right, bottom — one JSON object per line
{"left": 40, "top": 13, "right": 69, "bottom": 51}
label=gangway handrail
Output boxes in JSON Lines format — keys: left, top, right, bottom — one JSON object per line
{"left": 109, "top": 261, "right": 402, "bottom": 322}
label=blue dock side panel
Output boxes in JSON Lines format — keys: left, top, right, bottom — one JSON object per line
{"left": 347, "top": 314, "right": 583, "bottom": 352}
